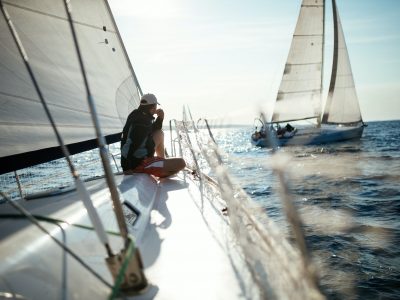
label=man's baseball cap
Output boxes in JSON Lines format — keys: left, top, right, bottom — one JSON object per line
{"left": 140, "top": 93, "right": 160, "bottom": 105}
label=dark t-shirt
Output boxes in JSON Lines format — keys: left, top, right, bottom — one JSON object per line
{"left": 120, "top": 107, "right": 163, "bottom": 171}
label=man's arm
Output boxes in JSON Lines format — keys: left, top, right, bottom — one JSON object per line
{"left": 153, "top": 108, "right": 164, "bottom": 131}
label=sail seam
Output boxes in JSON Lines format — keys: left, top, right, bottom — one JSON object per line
{"left": 286, "top": 62, "right": 322, "bottom": 66}
{"left": 301, "top": 5, "right": 323, "bottom": 8}
{"left": 278, "top": 89, "right": 320, "bottom": 94}
{"left": 293, "top": 34, "right": 323, "bottom": 37}
{"left": 0, "top": 91, "right": 121, "bottom": 120}
{"left": 3, "top": 1, "right": 117, "bottom": 33}
{"left": 0, "top": 122, "right": 121, "bottom": 128}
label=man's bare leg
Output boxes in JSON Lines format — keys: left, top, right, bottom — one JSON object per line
{"left": 158, "top": 158, "right": 186, "bottom": 178}
{"left": 152, "top": 129, "right": 186, "bottom": 177}
{"left": 153, "top": 130, "right": 165, "bottom": 158}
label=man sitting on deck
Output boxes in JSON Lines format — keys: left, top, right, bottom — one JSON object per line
{"left": 121, "top": 93, "right": 186, "bottom": 178}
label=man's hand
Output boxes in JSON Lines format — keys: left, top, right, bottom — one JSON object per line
{"left": 156, "top": 108, "right": 164, "bottom": 119}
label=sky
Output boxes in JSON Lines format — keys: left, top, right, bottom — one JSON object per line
{"left": 109, "top": 0, "right": 400, "bottom": 125}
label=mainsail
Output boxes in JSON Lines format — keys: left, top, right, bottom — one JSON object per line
{"left": 322, "top": 0, "right": 363, "bottom": 125}
{"left": 0, "top": 0, "right": 140, "bottom": 174}
{"left": 272, "top": 0, "right": 324, "bottom": 123}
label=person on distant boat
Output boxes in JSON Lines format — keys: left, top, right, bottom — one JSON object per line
{"left": 121, "top": 93, "right": 186, "bottom": 178}
{"left": 276, "top": 124, "right": 285, "bottom": 137}
{"left": 252, "top": 125, "right": 267, "bottom": 141}
{"left": 285, "top": 123, "right": 295, "bottom": 132}
{"left": 276, "top": 123, "right": 296, "bottom": 138}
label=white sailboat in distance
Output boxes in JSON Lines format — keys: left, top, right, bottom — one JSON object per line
{"left": 251, "top": 0, "right": 366, "bottom": 147}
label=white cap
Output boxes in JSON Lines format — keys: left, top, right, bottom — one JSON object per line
{"left": 140, "top": 93, "right": 160, "bottom": 105}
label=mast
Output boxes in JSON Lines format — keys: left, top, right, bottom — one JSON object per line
{"left": 322, "top": 0, "right": 339, "bottom": 123}
{"left": 321, "top": 0, "right": 363, "bottom": 125}
{"left": 318, "top": 0, "right": 326, "bottom": 127}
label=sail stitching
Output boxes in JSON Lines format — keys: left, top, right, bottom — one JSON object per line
{"left": 278, "top": 89, "right": 320, "bottom": 94}
{"left": 0, "top": 122, "right": 121, "bottom": 128}
{"left": 3, "top": 1, "right": 117, "bottom": 32}
{"left": 0, "top": 91, "right": 121, "bottom": 120}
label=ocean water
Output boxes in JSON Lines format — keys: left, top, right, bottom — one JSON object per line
{"left": 212, "top": 120, "right": 400, "bottom": 300}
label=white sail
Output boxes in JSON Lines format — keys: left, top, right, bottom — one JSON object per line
{"left": 272, "top": 0, "right": 324, "bottom": 123}
{"left": 0, "top": 0, "right": 140, "bottom": 168}
{"left": 322, "top": 0, "right": 363, "bottom": 124}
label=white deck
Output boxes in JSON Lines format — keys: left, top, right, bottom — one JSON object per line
{"left": 131, "top": 173, "right": 256, "bottom": 300}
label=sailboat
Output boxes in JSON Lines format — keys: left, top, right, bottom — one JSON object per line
{"left": 251, "top": 0, "right": 366, "bottom": 147}
{"left": 0, "top": 0, "right": 325, "bottom": 299}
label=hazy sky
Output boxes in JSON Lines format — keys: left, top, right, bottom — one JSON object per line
{"left": 109, "top": 0, "right": 400, "bottom": 124}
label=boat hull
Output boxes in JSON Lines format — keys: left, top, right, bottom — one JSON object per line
{"left": 251, "top": 125, "right": 364, "bottom": 147}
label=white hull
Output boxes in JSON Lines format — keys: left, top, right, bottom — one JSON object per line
{"left": 251, "top": 124, "right": 364, "bottom": 147}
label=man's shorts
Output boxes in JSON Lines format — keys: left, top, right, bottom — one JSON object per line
{"left": 127, "top": 157, "right": 166, "bottom": 177}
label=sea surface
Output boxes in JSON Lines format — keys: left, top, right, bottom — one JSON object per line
{"left": 212, "top": 120, "right": 400, "bottom": 300}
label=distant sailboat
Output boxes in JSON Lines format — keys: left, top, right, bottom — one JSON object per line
{"left": 251, "top": 0, "right": 366, "bottom": 147}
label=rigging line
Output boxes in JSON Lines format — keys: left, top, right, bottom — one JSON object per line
{"left": 0, "top": 1, "right": 114, "bottom": 258}
{"left": 62, "top": 0, "right": 129, "bottom": 245}
{"left": 0, "top": 192, "right": 113, "bottom": 289}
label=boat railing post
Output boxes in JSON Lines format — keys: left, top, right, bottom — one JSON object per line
{"left": 169, "top": 120, "right": 175, "bottom": 157}
{"left": 184, "top": 121, "right": 204, "bottom": 211}
{"left": 14, "top": 171, "right": 24, "bottom": 200}
{"left": 108, "top": 144, "right": 120, "bottom": 173}
{"left": 204, "top": 119, "right": 217, "bottom": 145}
{"left": 173, "top": 120, "right": 184, "bottom": 158}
